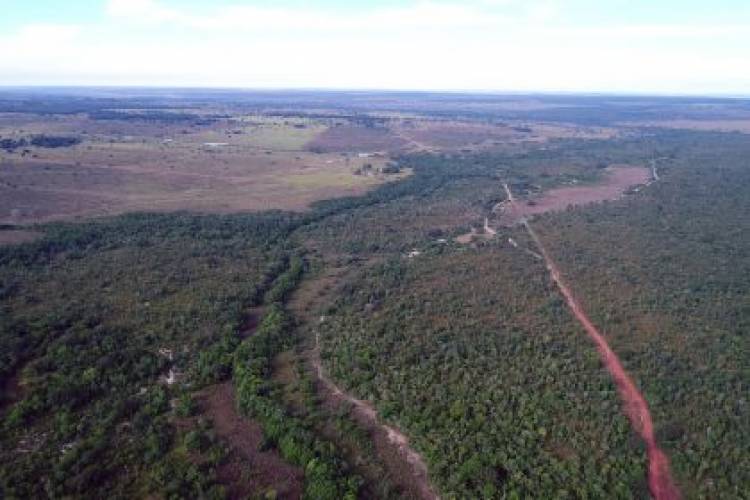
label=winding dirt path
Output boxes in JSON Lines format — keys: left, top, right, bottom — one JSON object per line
{"left": 503, "top": 183, "right": 680, "bottom": 500}
{"left": 483, "top": 217, "right": 497, "bottom": 236}
{"left": 312, "top": 332, "right": 440, "bottom": 500}
{"left": 287, "top": 266, "right": 440, "bottom": 499}
{"left": 650, "top": 158, "right": 661, "bottom": 182}
{"left": 392, "top": 128, "right": 435, "bottom": 153}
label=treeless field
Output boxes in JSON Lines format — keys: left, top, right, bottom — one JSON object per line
{"left": 620, "top": 119, "right": 750, "bottom": 134}
{"left": 305, "top": 125, "right": 408, "bottom": 153}
{"left": 0, "top": 229, "right": 43, "bottom": 246}
{"left": 499, "top": 166, "right": 651, "bottom": 225}
{"left": 396, "top": 121, "right": 519, "bottom": 149}
{"left": 393, "top": 120, "right": 618, "bottom": 152}
{"left": 0, "top": 110, "right": 616, "bottom": 225}
{"left": 0, "top": 115, "right": 403, "bottom": 224}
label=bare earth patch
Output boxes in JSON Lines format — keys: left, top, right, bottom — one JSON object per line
{"left": 0, "top": 229, "right": 43, "bottom": 246}
{"left": 499, "top": 166, "right": 651, "bottom": 225}
{"left": 197, "top": 382, "right": 303, "bottom": 500}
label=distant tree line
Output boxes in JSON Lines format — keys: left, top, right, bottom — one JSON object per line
{"left": 0, "top": 134, "right": 81, "bottom": 151}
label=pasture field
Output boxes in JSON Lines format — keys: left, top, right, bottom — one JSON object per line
{"left": 621, "top": 119, "right": 750, "bottom": 133}
{"left": 0, "top": 112, "right": 397, "bottom": 224}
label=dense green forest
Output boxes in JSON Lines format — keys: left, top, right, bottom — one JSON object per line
{"left": 316, "top": 247, "right": 649, "bottom": 498}
{"left": 533, "top": 131, "right": 750, "bottom": 498}
{"left": 0, "top": 212, "right": 294, "bottom": 496}
{"left": 296, "top": 141, "right": 654, "bottom": 498}
{"left": 1, "top": 126, "right": 748, "bottom": 498}
{"left": 299, "top": 131, "right": 749, "bottom": 498}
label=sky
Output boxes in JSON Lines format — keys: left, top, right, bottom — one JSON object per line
{"left": 1, "top": 0, "right": 750, "bottom": 95}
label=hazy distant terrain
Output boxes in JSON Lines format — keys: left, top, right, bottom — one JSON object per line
{"left": 0, "top": 89, "right": 748, "bottom": 499}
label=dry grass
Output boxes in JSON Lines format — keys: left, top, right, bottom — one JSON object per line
{"left": 620, "top": 119, "right": 750, "bottom": 134}
{"left": 0, "top": 230, "right": 43, "bottom": 246}
{"left": 305, "top": 125, "right": 408, "bottom": 153}
{"left": 0, "top": 111, "right": 618, "bottom": 225}
{"left": 392, "top": 120, "right": 617, "bottom": 152}
{"left": 0, "top": 114, "right": 404, "bottom": 223}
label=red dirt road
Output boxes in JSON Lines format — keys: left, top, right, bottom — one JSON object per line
{"left": 504, "top": 183, "right": 680, "bottom": 499}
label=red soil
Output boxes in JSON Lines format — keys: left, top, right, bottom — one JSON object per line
{"left": 501, "top": 166, "right": 651, "bottom": 224}
{"left": 522, "top": 219, "right": 680, "bottom": 500}
{"left": 199, "top": 382, "right": 304, "bottom": 500}
{"left": 502, "top": 181, "right": 680, "bottom": 499}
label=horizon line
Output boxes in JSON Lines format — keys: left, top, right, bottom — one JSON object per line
{"left": 1, "top": 84, "right": 749, "bottom": 100}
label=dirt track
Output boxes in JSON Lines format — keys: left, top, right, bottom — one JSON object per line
{"left": 312, "top": 332, "right": 440, "bottom": 500}
{"left": 504, "top": 182, "right": 680, "bottom": 499}
{"left": 287, "top": 266, "right": 440, "bottom": 499}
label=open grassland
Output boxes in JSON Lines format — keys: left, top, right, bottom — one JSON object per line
{"left": 392, "top": 120, "right": 617, "bottom": 152}
{"left": 621, "top": 119, "right": 750, "bottom": 134}
{"left": 0, "top": 114, "right": 401, "bottom": 224}
{"left": 0, "top": 229, "right": 43, "bottom": 246}
{"left": 307, "top": 119, "right": 619, "bottom": 155}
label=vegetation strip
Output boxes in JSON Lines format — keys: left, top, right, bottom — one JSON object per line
{"left": 505, "top": 183, "right": 681, "bottom": 500}
{"left": 312, "top": 330, "right": 440, "bottom": 500}
{"left": 232, "top": 257, "right": 362, "bottom": 499}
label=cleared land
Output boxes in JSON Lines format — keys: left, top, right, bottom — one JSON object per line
{"left": 0, "top": 111, "right": 614, "bottom": 224}
{"left": 499, "top": 165, "right": 651, "bottom": 225}
{"left": 394, "top": 121, "right": 616, "bottom": 151}
{"left": 0, "top": 114, "right": 403, "bottom": 224}
{"left": 621, "top": 119, "right": 750, "bottom": 133}
{"left": 305, "top": 119, "right": 617, "bottom": 155}
{"left": 0, "top": 229, "right": 42, "bottom": 246}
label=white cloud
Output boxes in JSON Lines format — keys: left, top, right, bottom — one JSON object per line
{"left": 0, "top": 1, "right": 749, "bottom": 94}
{"left": 105, "top": 0, "right": 510, "bottom": 31}
{"left": 11, "top": 23, "right": 81, "bottom": 46}
{"left": 105, "top": 0, "right": 181, "bottom": 23}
